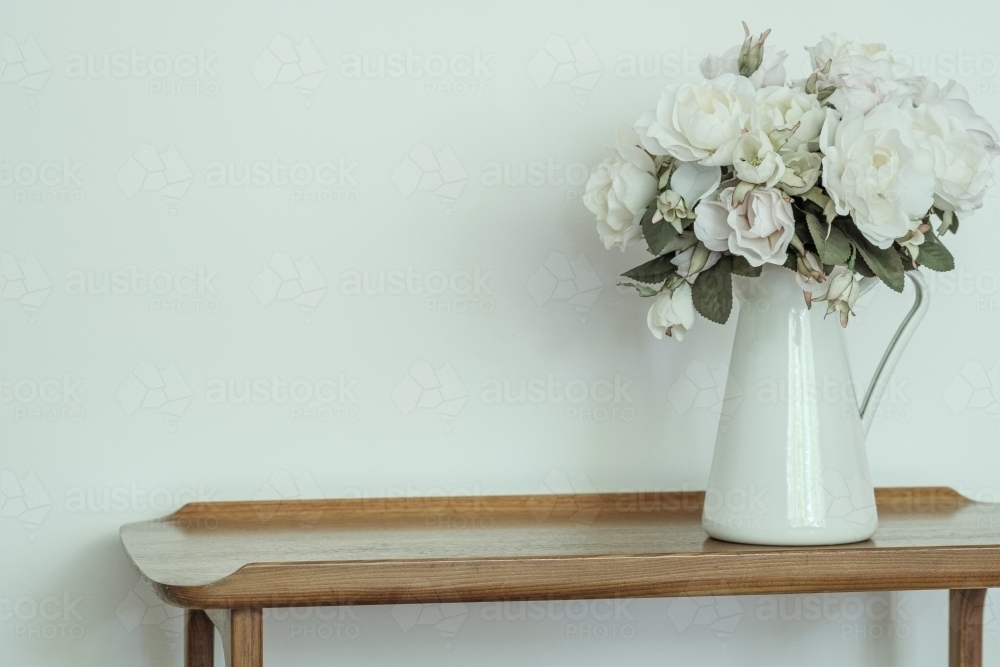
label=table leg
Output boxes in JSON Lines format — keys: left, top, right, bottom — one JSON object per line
{"left": 205, "top": 609, "right": 263, "bottom": 667}
{"left": 231, "top": 609, "right": 263, "bottom": 667}
{"left": 949, "top": 589, "right": 987, "bottom": 667}
{"left": 185, "top": 609, "right": 214, "bottom": 667}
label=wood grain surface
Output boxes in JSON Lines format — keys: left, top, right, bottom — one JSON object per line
{"left": 950, "top": 588, "right": 987, "bottom": 667}
{"left": 184, "top": 609, "right": 214, "bottom": 667}
{"left": 119, "top": 487, "right": 1000, "bottom": 609}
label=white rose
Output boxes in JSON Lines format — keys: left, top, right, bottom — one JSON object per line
{"left": 808, "top": 34, "right": 911, "bottom": 82}
{"left": 820, "top": 103, "right": 935, "bottom": 249}
{"left": 636, "top": 73, "right": 757, "bottom": 166}
{"left": 733, "top": 128, "right": 785, "bottom": 187}
{"left": 694, "top": 186, "right": 796, "bottom": 266}
{"left": 806, "top": 34, "right": 912, "bottom": 115}
{"left": 820, "top": 71, "right": 884, "bottom": 115}
{"left": 911, "top": 104, "right": 994, "bottom": 213}
{"left": 584, "top": 127, "right": 658, "bottom": 251}
{"left": 701, "top": 44, "right": 788, "bottom": 88}
{"left": 756, "top": 86, "right": 825, "bottom": 151}
{"left": 647, "top": 282, "right": 695, "bottom": 340}
{"left": 913, "top": 79, "right": 1000, "bottom": 160}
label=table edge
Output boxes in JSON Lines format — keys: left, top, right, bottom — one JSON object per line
{"left": 119, "top": 486, "right": 1000, "bottom": 608}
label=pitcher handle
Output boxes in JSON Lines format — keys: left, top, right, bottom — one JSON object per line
{"left": 857, "top": 270, "right": 929, "bottom": 436}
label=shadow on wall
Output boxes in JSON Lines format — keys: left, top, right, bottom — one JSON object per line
{"left": 15, "top": 532, "right": 182, "bottom": 667}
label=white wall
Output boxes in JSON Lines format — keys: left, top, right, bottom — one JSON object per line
{"left": 2, "top": 1, "right": 999, "bottom": 665}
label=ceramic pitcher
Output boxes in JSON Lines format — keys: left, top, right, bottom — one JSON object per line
{"left": 702, "top": 264, "right": 928, "bottom": 546}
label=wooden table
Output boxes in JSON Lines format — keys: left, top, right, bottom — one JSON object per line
{"left": 119, "top": 487, "right": 1000, "bottom": 667}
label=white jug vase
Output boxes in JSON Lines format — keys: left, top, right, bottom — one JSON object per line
{"left": 702, "top": 264, "right": 928, "bottom": 546}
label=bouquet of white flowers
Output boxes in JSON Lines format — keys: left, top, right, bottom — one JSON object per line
{"left": 584, "top": 24, "right": 998, "bottom": 340}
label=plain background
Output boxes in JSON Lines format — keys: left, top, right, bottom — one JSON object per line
{"left": 2, "top": 0, "right": 999, "bottom": 664}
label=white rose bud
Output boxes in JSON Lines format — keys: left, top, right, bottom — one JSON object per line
{"left": 647, "top": 282, "right": 696, "bottom": 340}
{"left": 655, "top": 189, "right": 693, "bottom": 233}
{"left": 797, "top": 251, "right": 825, "bottom": 283}
{"left": 898, "top": 222, "right": 929, "bottom": 261}
{"left": 794, "top": 251, "right": 827, "bottom": 308}
{"left": 671, "top": 242, "right": 721, "bottom": 282}
{"left": 701, "top": 23, "right": 788, "bottom": 89}
{"left": 816, "top": 268, "right": 861, "bottom": 327}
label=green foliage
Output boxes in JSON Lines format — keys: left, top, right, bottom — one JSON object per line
{"left": 618, "top": 282, "right": 662, "bottom": 297}
{"left": 805, "top": 212, "right": 851, "bottom": 265}
{"left": 691, "top": 256, "right": 734, "bottom": 324}
{"left": 639, "top": 202, "right": 675, "bottom": 255}
{"left": 839, "top": 223, "right": 905, "bottom": 292}
{"left": 621, "top": 255, "right": 676, "bottom": 285}
{"left": 732, "top": 255, "right": 762, "bottom": 277}
{"left": 916, "top": 230, "right": 955, "bottom": 272}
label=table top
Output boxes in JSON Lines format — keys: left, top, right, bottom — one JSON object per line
{"left": 120, "top": 487, "right": 1000, "bottom": 609}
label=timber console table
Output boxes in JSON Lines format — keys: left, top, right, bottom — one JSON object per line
{"left": 119, "top": 487, "right": 1000, "bottom": 667}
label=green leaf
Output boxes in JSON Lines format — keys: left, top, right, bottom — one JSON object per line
{"left": 640, "top": 201, "right": 676, "bottom": 255}
{"left": 662, "top": 230, "right": 698, "bottom": 254}
{"left": 839, "top": 223, "right": 905, "bottom": 292}
{"left": 783, "top": 251, "right": 797, "bottom": 270}
{"left": 916, "top": 230, "right": 955, "bottom": 272}
{"left": 621, "top": 255, "right": 676, "bottom": 285}
{"left": 618, "top": 281, "right": 661, "bottom": 297}
{"left": 897, "top": 246, "right": 918, "bottom": 270}
{"left": 854, "top": 253, "right": 875, "bottom": 278}
{"left": 817, "top": 85, "right": 837, "bottom": 102}
{"left": 732, "top": 255, "right": 762, "bottom": 277}
{"left": 691, "top": 256, "right": 734, "bottom": 324}
{"left": 805, "top": 212, "right": 851, "bottom": 265}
